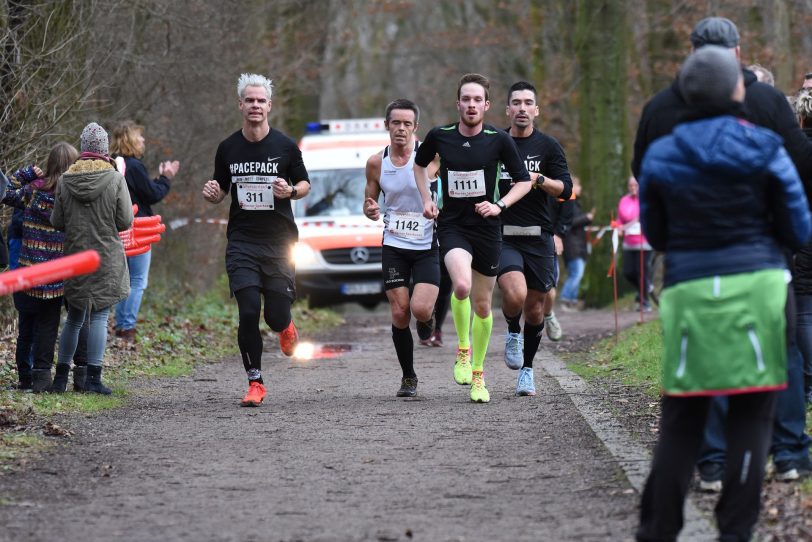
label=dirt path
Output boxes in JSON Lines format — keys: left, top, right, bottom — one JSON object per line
{"left": 0, "top": 306, "right": 653, "bottom": 542}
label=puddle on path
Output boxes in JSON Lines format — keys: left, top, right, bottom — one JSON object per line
{"left": 293, "top": 342, "right": 355, "bottom": 360}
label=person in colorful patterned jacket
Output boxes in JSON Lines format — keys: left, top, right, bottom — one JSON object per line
{"left": 1, "top": 143, "right": 79, "bottom": 391}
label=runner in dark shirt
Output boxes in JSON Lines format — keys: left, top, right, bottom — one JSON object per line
{"left": 497, "top": 81, "right": 572, "bottom": 397}
{"left": 414, "top": 73, "right": 532, "bottom": 403}
{"left": 202, "top": 73, "right": 310, "bottom": 408}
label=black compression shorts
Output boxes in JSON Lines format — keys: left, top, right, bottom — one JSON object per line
{"left": 497, "top": 234, "right": 555, "bottom": 292}
{"left": 225, "top": 239, "right": 296, "bottom": 301}
{"left": 382, "top": 245, "right": 441, "bottom": 291}
{"left": 438, "top": 223, "right": 501, "bottom": 277}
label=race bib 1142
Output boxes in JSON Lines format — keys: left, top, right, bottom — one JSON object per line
{"left": 388, "top": 211, "right": 428, "bottom": 239}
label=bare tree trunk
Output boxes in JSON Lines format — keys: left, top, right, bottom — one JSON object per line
{"left": 576, "top": 0, "right": 630, "bottom": 306}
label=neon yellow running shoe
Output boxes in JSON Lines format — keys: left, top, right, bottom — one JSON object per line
{"left": 454, "top": 348, "right": 472, "bottom": 385}
{"left": 470, "top": 370, "right": 490, "bottom": 403}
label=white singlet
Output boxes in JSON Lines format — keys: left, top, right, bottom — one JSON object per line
{"left": 380, "top": 144, "right": 434, "bottom": 250}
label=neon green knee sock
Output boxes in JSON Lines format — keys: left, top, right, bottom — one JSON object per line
{"left": 471, "top": 312, "right": 493, "bottom": 371}
{"left": 450, "top": 294, "right": 471, "bottom": 349}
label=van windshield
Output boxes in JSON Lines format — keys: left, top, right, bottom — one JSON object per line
{"left": 296, "top": 168, "right": 368, "bottom": 217}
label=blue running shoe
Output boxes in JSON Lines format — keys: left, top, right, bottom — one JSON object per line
{"left": 504, "top": 332, "right": 523, "bottom": 370}
{"left": 516, "top": 367, "right": 536, "bottom": 396}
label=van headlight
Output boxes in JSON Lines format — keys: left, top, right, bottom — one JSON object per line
{"left": 291, "top": 242, "right": 318, "bottom": 266}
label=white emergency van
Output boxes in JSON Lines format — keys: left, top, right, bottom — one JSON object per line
{"left": 292, "top": 119, "right": 390, "bottom": 308}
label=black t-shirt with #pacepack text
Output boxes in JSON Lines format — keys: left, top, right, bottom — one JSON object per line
{"left": 213, "top": 129, "right": 309, "bottom": 247}
{"left": 415, "top": 123, "right": 529, "bottom": 227}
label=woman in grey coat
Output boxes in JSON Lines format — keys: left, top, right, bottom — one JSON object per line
{"left": 51, "top": 123, "right": 133, "bottom": 394}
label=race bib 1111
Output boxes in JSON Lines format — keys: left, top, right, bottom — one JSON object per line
{"left": 448, "top": 169, "right": 486, "bottom": 198}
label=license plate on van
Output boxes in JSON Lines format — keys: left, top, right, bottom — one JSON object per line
{"left": 341, "top": 282, "right": 382, "bottom": 295}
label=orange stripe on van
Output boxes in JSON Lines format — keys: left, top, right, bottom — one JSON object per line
{"left": 299, "top": 139, "right": 390, "bottom": 151}
{"left": 299, "top": 231, "right": 382, "bottom": 251}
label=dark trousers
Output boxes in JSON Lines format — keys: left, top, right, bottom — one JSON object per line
{"left": 637, "top": 392, "right": 776, "bottom": 542}
{"left": 699, "top": 290, "right": 811, "bottom": 467}
{"left": 16, "top": 295, "right": 63, "bottom": 373}
{"left": 622, "top": 249, "right": 653, "bottom": 303}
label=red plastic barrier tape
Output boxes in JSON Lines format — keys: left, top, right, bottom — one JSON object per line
{"left": 119, "top": 207, "right": 167, "bottom": 257}
{"left": 0, "top": 250, "right": 100, "bottom": 296}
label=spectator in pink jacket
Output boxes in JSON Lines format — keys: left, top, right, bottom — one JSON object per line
{"left": 618, "top": 176, "right": 655, "bottom": 311}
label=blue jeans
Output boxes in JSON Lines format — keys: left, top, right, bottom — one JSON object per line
{"left": 771, "top": 342, "right": 812, "bottom": 462}
{"left": 115, "top": 249, "right": 151, "bottom": 331}
{"left": 796, "top": 294, "right": 812, "bottom": 396}
{"left": 561, "top": 257, "right": 586, "bottom": 303}
{"left": 698, "top": 343, "right": 811, "bottom": 466}
{"left": 8, "top": 237, "right": 22, "bottom": 270}
{"left": 57, "top": 305, "right": 110, "bottom": 368}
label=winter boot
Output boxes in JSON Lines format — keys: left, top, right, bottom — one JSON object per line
{"left": 16, "top": 358, "right": 33, "bottom": 391}
{"left": 17, "top": 371, "right": 33, "bottom": 391}
{"left": 84, "top": 365, "right": 112, "bottom": 395}
{"left": 73, "top": 365, "right": 87, "bottom": 393}
{"left": 47, "top": 364, "right": 70, "bottom": 393}
{"left": 31, "top": 369, "right": 53, "bottom": 394}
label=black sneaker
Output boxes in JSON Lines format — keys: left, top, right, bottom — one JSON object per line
{"left": 698, "top": 462, "right": 724, "bottom": 492}
{"left": 416, "top": 315, "right": 434, "bottom": 342}
{"left": 396, "top": 377, "right": 418, "bottom": 398}
{"left": 648, "top": 286, "right": 660, "bottom": 307}
{"left": 775, "top": 455, "right": 812, "bottom": 481}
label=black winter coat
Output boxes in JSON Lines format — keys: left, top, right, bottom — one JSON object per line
{"left": 794, "top": 128, "right": 812, "bottom": 296}
{"left": 119, "top": 156, "right": 171, "bottom": 218}
{"left": 632, "top": 69, "right": 812, "bottom": 200}
{"left": 563, "top": 200, "right": 591, "bottom": 261}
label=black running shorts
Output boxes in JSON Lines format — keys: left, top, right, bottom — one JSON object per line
{"left": 438, "top": 222, "right": 502, "bottom": 277}
{"left": 225, "top": 239, "right": 296, "bottom": 301}
{"left": 382, "top": 244, "right": 441, "bottom": 291}
{"left": 497, "top": 234, "right": 555, "bottom": 293}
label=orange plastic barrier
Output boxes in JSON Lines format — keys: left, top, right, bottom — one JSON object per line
{"left": 0, "top": 250, "right": 100, "bottom": 296}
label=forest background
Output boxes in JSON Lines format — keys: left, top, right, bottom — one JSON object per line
{"left": 4, "top": 0, "right": 812, "bottom": 306}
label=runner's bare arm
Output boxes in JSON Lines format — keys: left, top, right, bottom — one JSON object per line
{"left": 293, "top": 179, "right": 310, "bottom": 199}
{"left": 427, "top": 154, "right": 441, "bottom": 181}
{"left": 363, "top": 153, "right": 383, "bottom": 221}
{"left": 500, "top": 177, "right": 533, "bottom": 207}
{"left": 530, "top": 172, "right": 566, "bottom": 198}
{"left": 474, "top": 177, "right": 532, "bottom": 218}
{"left": 202, "top": 179, "right": 226, "bottom": 204}
{"left": 272, "top": 178, "right": 310, "bottom": 200}
{"left": 414, "top": 163, "right": 438, "bottom": 219}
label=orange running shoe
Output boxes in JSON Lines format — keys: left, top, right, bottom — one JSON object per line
{"left": 240, "top": 381, "right": 266, "bottom": 407}
{"left": 279, "top": 321, "right": 299, "bottom": 356}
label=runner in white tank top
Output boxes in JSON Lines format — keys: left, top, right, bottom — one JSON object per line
{"left": 363, "top": 99, "right": 441, "bottom": 398}
{"left": 380, "top": 143, "right": 434, "bottom": 250}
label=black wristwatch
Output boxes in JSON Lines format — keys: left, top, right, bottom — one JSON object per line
{"left": 496, "top": 199, "right": 507, "bottom": 211}
{"left": 536, "top": 173, "right": 546, "bottom": 186}
{"left": 290, "top": 185, "right": 298, "bottom": 199}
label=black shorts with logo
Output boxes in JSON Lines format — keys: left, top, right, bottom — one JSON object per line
{"left": 438, "top": 222, "right": 502, "bottom": 277}
{"left": 225, "top": 239, "right": 296, "bottom": 301}
{"left": 497, "top": 232, "right": 555, "bottom": 293}
{"left": 382, "top": 244, "right": 440, "bottom": 291}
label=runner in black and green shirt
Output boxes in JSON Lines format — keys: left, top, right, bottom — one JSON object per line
{"left": 414, "top": 73, "right": 532, "bottom": 403}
